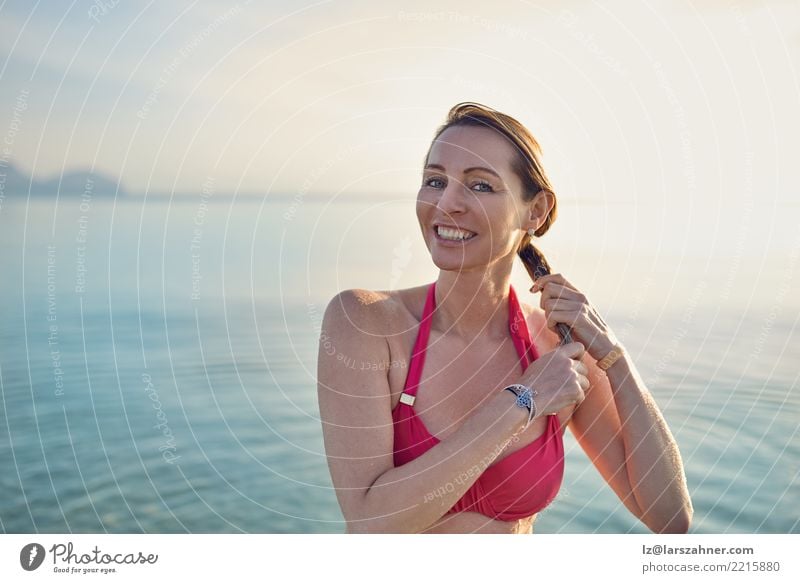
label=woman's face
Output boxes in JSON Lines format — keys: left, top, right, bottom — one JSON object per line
{"left": 416, "top": 124, "right": 533, "bottom": 273}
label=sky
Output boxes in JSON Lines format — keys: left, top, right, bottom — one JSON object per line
{"left": 1, "top": 0, "right": 799, "bottom": 215}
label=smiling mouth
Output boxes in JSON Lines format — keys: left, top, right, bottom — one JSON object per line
{"left": 434, "top": 225, "right": 478, "bottom": 242}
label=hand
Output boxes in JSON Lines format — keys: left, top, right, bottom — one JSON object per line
{"left": 515, "top": 341, "right": 590, "bottom": 418}
{"left": 531, "top": 273, "right": 619, "bottom": 361}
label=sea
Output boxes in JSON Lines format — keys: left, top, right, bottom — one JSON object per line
{"left": 0, "top": 194, "right": 797, "bottom": 533}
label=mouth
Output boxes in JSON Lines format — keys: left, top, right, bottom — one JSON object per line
{"left": 433, "top": 224, "right": 478, "bottom": 243}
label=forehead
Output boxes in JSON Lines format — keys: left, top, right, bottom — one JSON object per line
{"left": 427, "top": 124, "right": 517, "bottom": 176}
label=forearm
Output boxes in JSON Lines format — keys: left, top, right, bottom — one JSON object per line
{"left": 605, "top": 350, "right": 693, "bottom": 533}
{"left": 350, "top": 392, "right": 528, "bottom": 533}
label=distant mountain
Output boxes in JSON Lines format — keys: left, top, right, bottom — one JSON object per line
{"left": 0, "top": 162, "right": 126, "bottom": 196}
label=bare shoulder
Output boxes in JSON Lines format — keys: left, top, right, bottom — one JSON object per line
{"left": 325, "top": 288, "right": 388, "bottom": 321}
{"left": 323, "top": 284, "right": 429, "bottom": 335}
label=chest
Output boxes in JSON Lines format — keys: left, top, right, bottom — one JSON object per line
{"left": 388, "top": 318, "right": 566, "bottom": 448}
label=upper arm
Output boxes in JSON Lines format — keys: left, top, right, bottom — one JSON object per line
{"left": 316, "top": 289, "right": 396, "bottom": 527}
{"left": 568, "top": 353, "right": 642, "bottom": 517}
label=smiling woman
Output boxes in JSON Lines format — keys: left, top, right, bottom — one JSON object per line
{"left": 317, "top": 102, "right": 693, "bottom": 534}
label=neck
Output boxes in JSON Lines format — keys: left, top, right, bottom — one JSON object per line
{"left": 433, "top": 269, "right": 513, "bottom": 340}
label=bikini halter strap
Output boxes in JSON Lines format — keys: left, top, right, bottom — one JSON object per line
{"left": 398, "top": 281, "right": 539, "bottom": 407}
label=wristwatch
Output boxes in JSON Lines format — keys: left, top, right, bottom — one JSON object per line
{"left": 503, "top": 383, "right": 537, "bottom": 422}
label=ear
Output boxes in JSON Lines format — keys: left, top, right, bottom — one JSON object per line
{"left": 524, "top": 189, "right": 553, "bottom": 232}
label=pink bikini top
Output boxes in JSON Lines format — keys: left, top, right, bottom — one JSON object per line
{"left": 391, "top": 281, "right": 564, "bottom": 522}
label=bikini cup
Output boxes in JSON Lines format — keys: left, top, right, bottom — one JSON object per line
{"left": 390, "top": 281, "right": 565, "bottom": 520}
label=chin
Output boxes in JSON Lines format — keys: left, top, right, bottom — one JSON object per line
{"left": 425, "top": 236, "right": 499, "bottom": 272}
{"left": 429, "top": 254, "right": 484, "bottom": 272}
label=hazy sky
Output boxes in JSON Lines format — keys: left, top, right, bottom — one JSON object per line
{"left": 1, "top": 0, "right": 799, "bottom": 212}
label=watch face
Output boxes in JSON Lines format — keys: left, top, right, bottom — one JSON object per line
{"left": 506, "top": 383, "right": 535, "bottom": 401}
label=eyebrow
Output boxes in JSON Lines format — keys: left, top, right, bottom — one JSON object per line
{"left": 424, "top": 164, "right": 502, "bottom": 180}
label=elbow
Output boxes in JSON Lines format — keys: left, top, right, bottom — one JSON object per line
{"left": 344, "top": 520, "right": 371, "bottom": 534}
{"left": 344, "top": 510, "right": 389, "bottom": 534}
{"left": 342, "top": 484, "right": 425, "bottom": 534}
{"left": 343, "top": 499, "right": 388, "bottom": 533}
{"left": 657, "top": 513, "right": 692, "bottom": 534}
{"left": 345, "top": 517, "right": 409, "bottom": 534}
{"left": 648, "top": 504, "right": 693, "bottom": 534}
{"left": 341, "top": 490, "right": 386, "bottom": 534}
{"left": 342, "top": 494, "right": 411, "bottom": 534}
{"left": 345, "top": 511, "right": 422, "bottom": 533}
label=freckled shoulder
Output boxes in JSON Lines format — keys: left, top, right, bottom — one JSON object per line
{"left": 337, "top": 285, "right": 429, "bottom": 337}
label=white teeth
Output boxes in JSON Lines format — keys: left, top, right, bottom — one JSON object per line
{"left": 436, "top": 226, "right": 476, "bottom": 241}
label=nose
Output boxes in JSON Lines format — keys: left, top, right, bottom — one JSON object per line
{"left": 437, "top": 179, "right": 467, "bottom": 215}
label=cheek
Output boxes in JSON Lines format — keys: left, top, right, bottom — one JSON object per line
{"left": 484, "top": 199, "right": 516, "bottom": 228}
{"left": 485, "top": 203, "right": 522, "bottom": 246}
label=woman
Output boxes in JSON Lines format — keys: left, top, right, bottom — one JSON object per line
{"left": 317, "top": 102, "right": 692, "bottom": 534}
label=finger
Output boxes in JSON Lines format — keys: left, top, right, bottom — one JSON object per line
{"left": 578, "top": 374, "right": 590, "bottom": 392}
{"left": 542, "top": 297, "right": 583, "bottom": 313}
{"left": 573, "top": 385, "right": 586, "bottom": 406}
{"left": 559, "top": 341, "right": 585, "bottom": 360}
{"left": 535, "top": 273, "right": 578, "bottom": 292}
{"left": 531, "top": 274, "right": 564, "bottom": 293}
{"left": 574, "top": 361, "right": 589, "bottom": 376}
{"left": 538, "top": 282, "right": 584, "bottom": 305}
{"left": 545, "top": 308, "right": 580, "bottom": 330}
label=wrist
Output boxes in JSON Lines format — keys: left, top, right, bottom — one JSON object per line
{"left": 596, "top": 341, "right": 625, "bottom": 372}
{"left": 491, "top": 387, "right": 531, "bottom": 433}
{"left": 503, "top": 384, "right": 537, "bottom": 429}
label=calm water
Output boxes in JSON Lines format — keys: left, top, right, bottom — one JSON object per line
{"left": 0, "top": 195, "right": 798, "bottom": 533}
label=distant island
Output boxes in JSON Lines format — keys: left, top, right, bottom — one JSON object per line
{"left": 0, "top": 162, "right": 126, "bottom": 197}
{"left": 0, "top": 162, "right": 408, "bottom": 202}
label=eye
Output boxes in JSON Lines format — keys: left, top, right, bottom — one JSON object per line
{"left": 472, "top": 180, "right": 494, "bottom": 193}
{"left": 423, "top": 176, "right": 446, "bottom": 189}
